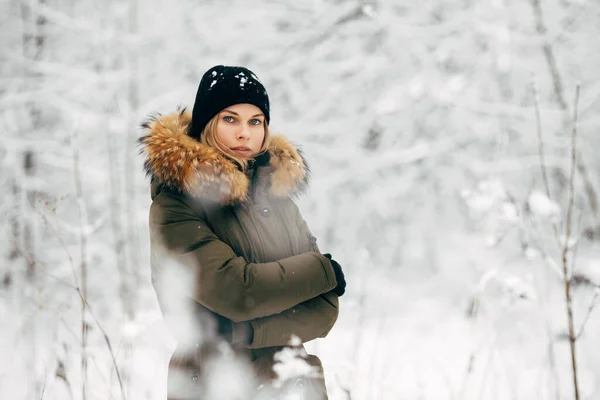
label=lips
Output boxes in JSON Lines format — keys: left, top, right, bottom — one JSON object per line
{"left": 230, "top": 146, "right": 252, "bottom": 155}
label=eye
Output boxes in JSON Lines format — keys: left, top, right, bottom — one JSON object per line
{"left": 223, "top": 116, "right": 235, "bottom": 123}
{"left": 250, "top": 119, "right": 263, "bottom": 126}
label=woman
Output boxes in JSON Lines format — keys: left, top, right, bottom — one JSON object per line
{"left": 139, "top": 65, "right": 346, "bottom": 400}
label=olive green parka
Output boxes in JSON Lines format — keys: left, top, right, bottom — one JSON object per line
{"left": 139, "top": 110, "right": 339, "bottom": 399}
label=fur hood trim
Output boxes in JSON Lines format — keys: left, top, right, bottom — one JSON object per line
{"left": 138, "top": 109, "right": 309, "bottom": 204}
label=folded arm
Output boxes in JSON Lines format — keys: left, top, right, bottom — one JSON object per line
{"left": 150, "top": 192, "right": 338, "bottom": 322}
{"left": 244, "top": 291, "right": 339, "bottom": 349}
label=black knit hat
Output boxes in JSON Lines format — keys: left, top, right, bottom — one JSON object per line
{"left": 188, "top": 65, "right": 270, "bottom": 141}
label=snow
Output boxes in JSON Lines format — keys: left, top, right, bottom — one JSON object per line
{"left": 362, "top": 4, "right": 375, "bottom": 18}
{"left": 272, "top": 343, "right": 316, "bottom": 388}
{"left": 2, "top": 0, "right": 600, "bottom": 399}
{"left": 528, "top": 191, "right": 561, "bottom": 220}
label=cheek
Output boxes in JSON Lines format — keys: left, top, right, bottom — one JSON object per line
{"left": 216, "top": 123, "right": 234, "bottom": 144}
{"left": 254, "top": 128, "right": 266, "bottom": 146}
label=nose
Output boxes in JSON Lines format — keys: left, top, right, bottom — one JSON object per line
{"left": 237, "top": 124, "right": 251, "bottom": 140}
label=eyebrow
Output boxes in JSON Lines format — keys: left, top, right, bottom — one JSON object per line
{"left": 222, "top": 109, "right": 264, "bottom": 118}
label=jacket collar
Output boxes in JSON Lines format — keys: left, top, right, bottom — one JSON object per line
{"left": 138, "top": 108, "right": 309, "bottom": 204}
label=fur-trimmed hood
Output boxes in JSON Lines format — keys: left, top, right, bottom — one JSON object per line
{"left": 138, "top": 109, "right": 309, "bottom": 204}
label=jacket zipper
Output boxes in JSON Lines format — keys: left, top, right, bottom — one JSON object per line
{"left": 246, "top": 167, "right": 267, "bottom": 262}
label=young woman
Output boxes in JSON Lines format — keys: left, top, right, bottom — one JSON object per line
{"left": 139, "top": 65, "right": 346, "bottom": 400}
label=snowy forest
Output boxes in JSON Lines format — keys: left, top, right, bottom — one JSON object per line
{"left": 1, "top": 0, "right": 600, "bottom": 399}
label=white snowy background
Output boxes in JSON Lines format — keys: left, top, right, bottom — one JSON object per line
{"left": 1, "top": 0, "right": 600, "bottom": 399}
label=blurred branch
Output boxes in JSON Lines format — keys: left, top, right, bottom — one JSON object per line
{"left": 54, "top": 358, "right": 74, "bottom": 400}
{"left": 42, "top": 209, "right": 127, "bottom": 400}
{"left": 89, "top": 349, "right": 121, "bottom": 400}
{"left": 22, "top": 0, "right": 138, "bottom": 45}
{"left": 530, "top": 0, "right": 568, "bottom": 110}
{"left": 375, "top": 6, "right": 469, "bottom": 38}
{"left": 3, "top": 50, "right": 126, "bottom": 83}
{"left": 8, "top": 224, "right": 78, "bottom": 292}
{"left": 561, "top": 84, "right": 580, "bottom": 400}
{"left": 300, "top": 4, "right": 372, "bottom": 50}
{"left": 71, "top": 125, "right": 90, "bottom": 400}
{"left": 9, "top": 235, "right": 36, "bottom": 271}
{"left": 532, "top": 77, "right": 552, "bottom": 203}
{"left": 532, "top": 76, "right": 561, "bottom": 248}
{"left": 40, "top": 358, "right": 47, "bottom": 400}
{"left": 563, "top": 85, "right": 580, "bottom": 277}
{"left": 36, "top": 201, "right": 78, "bottom": 284}
{"left": 577, "top": 162, "right": 599, "bottom": 222}
{"left": 312, "top": 138, "right": 455, "bottom": 189}
{"left": 8, "top": 229, "right": 125, "bottom": 399}
{"left": 530, "top": 0, "right": 599, "bottom": 227}
{"left": 459, "top": 98, "right": 563, "bottom": 120}
{"left": 123, "top": 0, "right": 140, "bottom": 320}
{"left": 47, "top": 212, "right": 109, "bottom": 238}
{"left": 575, "top": 288, "right": 600, "bottom": 340}
{"left": 543, "top": 322, "right": 560, "bottom": 400}
{"left": 23, "top": 0, "right": 95, "bottom": 32}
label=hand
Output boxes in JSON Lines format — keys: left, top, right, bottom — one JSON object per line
{"left": 323, "top": 253, "right": 346, "bottom": 297}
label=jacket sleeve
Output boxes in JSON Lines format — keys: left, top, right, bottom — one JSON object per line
{"left": 236, "top": 200, "right": 340, "bottom": 349}
{"left": 244, "top": 291, "right": 339, "bottom": 349}
{"left": 150, "top": 192, "right": 338, "bottom": 323}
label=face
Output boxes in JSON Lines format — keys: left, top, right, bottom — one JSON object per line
{"left": 215, "top": 103, "right": 266, "bottom": 159}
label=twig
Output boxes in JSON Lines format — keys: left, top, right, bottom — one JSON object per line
{"left": 569, "top": 209, "right": 585, "bottom": 278}
{"left": 531, "top": 75, "right": 561, "bottom": 249}
{"left": 532, "top": 76, "right": 551, "bottom": 197}
{"left": 40, "top": 358, "right": 47, "bottom": 399}
{"left": 530, "top": 0, "right": 568, "bottom": 110}
{"left": 561, "top": 84, "right": 581, "bottom": 400}
{"left": 531, "top": 0, "right": 599, "bottom": 230}
{"left": 457, "top": 343, "right": 485, "bottom": 400}
{"left": 35, "top": 204, "right": 78, "bottom": 286}
{"left": 76, "top": 287, "right": 127, "bottom": 399}
{"left": 71, "top": 126, "right": 89, "bottom": 400}
{"left": 71, "top": 126, "right": 126, "bottom": 399}
{"left": 9, "top": 228, "right": 127, "bottom": 399}
{"left": 545, "top": 323, "right": 560, "bottom": 400}
{"left": 37, "top": 198, "right": 128, "bottom": 399}
{"left": 55, "top": 359, "right": 74, "bottom": 400}
{"left": 575, "top": 289, "right": 600, "bottom": 340}
{"left": 89, "top": 344, "right": 121, "bottom": 400}
{"left": 8, "top": 234, "right": 77, "bottom": 290}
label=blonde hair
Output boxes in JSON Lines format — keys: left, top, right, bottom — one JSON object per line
{"left": 200, "top": 114, "right": 271, "bottom": 171}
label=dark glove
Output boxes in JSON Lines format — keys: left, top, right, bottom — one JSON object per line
{"left": 214, "top": 312, "right": 233, "bottom": 342}
{"left": 323, "top": 253, "right": 346, "bottom": 297}
{"left": 214, "top": 313, "right": 253, "bottom": 345}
